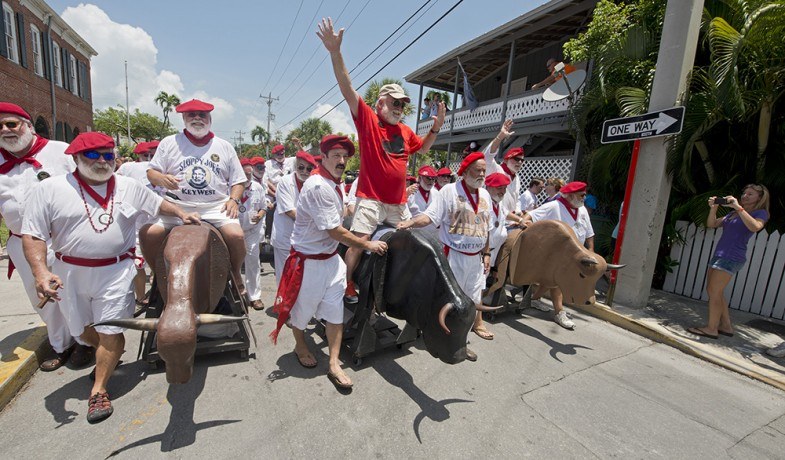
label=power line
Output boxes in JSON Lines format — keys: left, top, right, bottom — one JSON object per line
{"left": 281, "top": 0, "right": 438, "bottom": 128}
{"left": 269, "top": 0, "right": 326, "bottom": 95}
{"left": 258, "top": 0, "right": 305, "bottom": 97}
{"left": 315, "top": 0, "right": 463, "bottom": 122}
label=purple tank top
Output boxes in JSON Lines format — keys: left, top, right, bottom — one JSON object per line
{"left": 713, "top": 209, "right": 769, "bottom": 262}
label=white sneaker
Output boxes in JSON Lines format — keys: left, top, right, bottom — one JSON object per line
{"left": 554, "top": 311, "right": 575, "bottom": 329}
{"left": 531, "top": 300, "right": 551, "bottom": 312}
{"left": 766, "top": 342, "right": 785, "bottom": 358}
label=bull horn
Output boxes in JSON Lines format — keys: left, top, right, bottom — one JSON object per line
{"left": 195, "top": 314, "right": 247, "bottom": 325}
{"left": 606, "top": 263, "right": 626, "bottom": 270}
{"left": 476, "top": 304, "right": 504, "bottom": 312}
{"left": 580, "top": 257, "right": 598, "bottom": 266}
{"left": 438, "top": 303, "right": 453, "bottom": 335}
{"left": 92, "top": 318, "right": 159, "bottom": 331}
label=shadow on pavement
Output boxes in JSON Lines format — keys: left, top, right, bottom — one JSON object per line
{"left": 500, "top": 315, "right": 592, "bottom": 362}
{"left": 0, "top": 327, "right": 40, "bottom": 362}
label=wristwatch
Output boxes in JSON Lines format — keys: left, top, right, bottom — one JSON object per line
{"left": 430, "top": 128, "right": 440, "bottom": 134}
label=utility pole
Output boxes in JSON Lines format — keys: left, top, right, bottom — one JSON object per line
{"left": 260, "top": 92, "right": 279, "bottom": 152}
{"left": 124, "top": 60, "right": 131, "bottom": 143}
{"left": 614, "top": 0, "right": 705, "bottom": 307}
{"left": 235, "top": 129, "right": 246, "bottom": 155}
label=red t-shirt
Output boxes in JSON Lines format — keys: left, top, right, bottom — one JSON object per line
{"left": 353, "top": 99, "right": 423, "bottom": 204}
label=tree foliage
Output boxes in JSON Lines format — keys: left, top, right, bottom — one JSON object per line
{"left": 154, "top": 91, "right": 181, "bottom": 128}
{"left": 362, "top": 77, "right": 414, "bottom": 119}
{"left": 285, "top": 118, "right": 333, "bottom": 152}
{"left": 92, "top": 106, "right": 176, "bottom": 147}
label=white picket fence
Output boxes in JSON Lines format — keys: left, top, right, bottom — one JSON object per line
{"left": 663, "top": 221, "right": 785, "bottom": 320}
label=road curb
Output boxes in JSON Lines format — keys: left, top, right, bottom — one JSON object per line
{"left": 575, "top": 302, "right": 785, "bottom": 392}
{"left": 0, "top": 326, "right": 48, "bottom": 411}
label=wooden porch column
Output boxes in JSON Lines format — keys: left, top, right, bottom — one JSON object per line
{"left": 446, "top": 62, "right": 460, "bottom": 163}
{"left": 500, "top": 40, "right": 516, "bottom": 121}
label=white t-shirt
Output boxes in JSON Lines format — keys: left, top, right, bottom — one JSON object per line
{"left": 488, "top": 199, "right": 509, "bottom": 250}
{"left": 290, "top": 173, "right": 344, "bottom": 255}
{"left": 271, "top": 173, "right": 301, "bottom": 250}
{"left": 148, "top": 132, "right": 245, "bottom": 206}
{"left": 22, "top": 174, "right": 163, "bottom": 258}
{"left": 407, "top": 186, "right": 439, "bottom": 235}
{"left": 424, "top": 180, "right": 492, "bottom": 254}
{"left": 239, "top": 181, "right": 267, "bottom": 232}
{"left": 519, "top": 189, "right": 537, "bottom": 212}
{"left": 483, "top": 144, "right": 521, "bottom": 213}
{"left": 528, "top": 199, "right": 595, "bottom": 244}
{"left": 0, "top": 139, "right": 74, "bottom": 234}
{"left": 265, "top": 157, "right": 294, "bottom": 185}
{"left": 346, "top": 178, "right": 358, "bottom": 207}
{"left": 116, "top": 160, "right": 150, "bottom": 187}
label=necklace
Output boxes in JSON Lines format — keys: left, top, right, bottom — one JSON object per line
{"left": 75, "top": 175, "right": 115, "bottom": 233}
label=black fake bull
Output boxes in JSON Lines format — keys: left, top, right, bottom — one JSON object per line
{"left": 94, "top": 224, "right": 244, "bottom": 384}
{"left": 353, "top": 229, "right": 495, "bottom": 364}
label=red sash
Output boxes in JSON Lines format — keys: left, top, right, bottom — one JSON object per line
{"left": 183, "top": 129, "right": 215, "bottom": 147}
{"left": 269, "top": 249, "right": 338, "bottom": 344}
{"left": 55, "top": 248, "right": 136, "bottom": 267}
{"left": 443, "top": 245, "right": 482, "bottom": 257}
{"left": 0, "top": 135, "right": 48, "bottom": 174}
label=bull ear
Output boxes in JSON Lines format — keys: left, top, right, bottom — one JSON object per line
{"left": 580, "top": 257, "right": 598, "bottom": 267}
{"left": 606, "top": 263, "right": 626, "bottom": 270}
{"left": 195, "top": 314, "right": 247, "bottom": 325}
{"left": 92, "top": 318, "right": 159, "bottom": 331}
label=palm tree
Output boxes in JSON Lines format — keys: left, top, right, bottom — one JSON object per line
{"left": 154, "top": 91, "right": 181, "bottom": 128}
{"left": 286, "top": 118, "right": 332, "bottom": 151}
{"left": 363, "top": 78, "right": 414, "bottom": 119}
{"left": 250, "top": 125, "right": 270, "bottom": 145}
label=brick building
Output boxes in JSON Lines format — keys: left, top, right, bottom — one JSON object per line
{"left": 1, "top": 0, "right": 95, "bottom": 141}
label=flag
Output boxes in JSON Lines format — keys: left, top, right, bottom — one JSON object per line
{"left": 458, "top": 59, "right": 479, "bottom": 111}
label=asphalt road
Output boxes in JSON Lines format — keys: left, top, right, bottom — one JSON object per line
{"left": 1, "top": 274, "right": 785, "bottom": 458}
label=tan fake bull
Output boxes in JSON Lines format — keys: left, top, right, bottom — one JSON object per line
{"left": 489, "top": 220, "right": 623, "bottom": 306}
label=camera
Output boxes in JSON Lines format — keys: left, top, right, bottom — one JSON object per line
{"left": 714, "top": 197, "right": 728, "bottom": 205}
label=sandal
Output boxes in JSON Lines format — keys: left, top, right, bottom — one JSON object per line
{"left": 686, "top": 327, "right": 719, "bottom": 340}
{"left": 327, "top": 370, "right": 353, "bottom": 389}
{"left": 87, "top": 392, "right": 113, "bottom": 423}
{"left": 295, "top": 351, "right": 317, "bottom": 369}
{"left": 472, "top": 326, "right": 494, "bottom": 340}
{"left": 40, "top": 347, "right": 73, "bottom": 372}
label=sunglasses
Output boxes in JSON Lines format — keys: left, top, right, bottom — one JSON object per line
{"left": 82, "top": 150, "right": 116, "bottom": 161}
{"left": 509, "top": 157, "right": 524, "bottom": 163}
{"left": 185, "top": 111, "right": 209, "bottom": 119}
{"left": 0, "top": 120, "right": 22, "bottom": 130}
{"left": 391, "top": 99, "right": 408, "bottom": 109}
{"left": 421, "top": 176, "right": 436, "bottom": 182}
{"left": 297, "top": 164, "right": 314, "bottom": 173}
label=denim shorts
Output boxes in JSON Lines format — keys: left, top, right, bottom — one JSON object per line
{"left": 709, "top": 255, "right": 745, "bottom": 275}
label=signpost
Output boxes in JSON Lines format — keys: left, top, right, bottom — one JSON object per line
{"left": 601, "top": 107, "right": 685, "bottom": 144}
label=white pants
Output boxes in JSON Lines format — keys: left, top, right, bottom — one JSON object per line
{"left": 243, "top": 230, "right": 263, "bottom": 302}
{"left": 273, "top": 245, "right": 290, "bottom": 285}
{"left": 447, "top": 250, "right": 484, "bottom": 305}
{"left": 52, "top": 258, "right": 136, "bottom": 336}
{"left": 151, "top": 201, "right": 239, "bottom": 229}
{"left": 6, "top": 236, "right": 76, "bottom": 352}
{"left": 289, "top": 254, "right": 346, "bottom": 330}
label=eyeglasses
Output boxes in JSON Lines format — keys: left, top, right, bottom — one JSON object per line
{"left": 421, "top": 176, "right": 436, "bottom": 182}
{"left": 744, "top": 184, "right": 764, "bottom": 192}
{"left": 185, "top": 111, "right": 209, "bottom": 119}
{"left": 82, "top": 150, "right": 116, "bottom": 161}
{"left": 0, "top": 120, "right": 22, "bottom": 130}
{"left": 297, "top": 164, "right": 314, "bottom": 173}
{"left": 509, "top": 157, "right": 524, "bottom": 163}
{"left": 390, "top": 99, "right": 408, "bottom": 109}
{"left": 254, "top": 164, "right": 265, "bottom": 170}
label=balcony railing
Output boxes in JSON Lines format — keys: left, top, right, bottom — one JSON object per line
{"left": 416, "top": 86, "right": 582, "bottom": 137}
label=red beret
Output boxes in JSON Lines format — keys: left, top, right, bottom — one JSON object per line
{"left": 250, "top": 156, "right": 266, "bottom": 166}
{"left": 457, "top": 152, "right": 485, "bottom": 176}
{"left": 320, "top": 134, "right": 355, "bottom": 157}
{"left": 175, "top": 99, "right": 214, "bottom": 113}
{"left": 64, "top": 132, "right": 115, "bottom": 155}
{"left": 437, "top": 167, "right": 452, "bottom": 177}
{"left": 270, "top": 144, "right": 285, "bottom": 155}
{"left": 406, "top": 175, "right": 417, "bottom": 182}
{"left": 561, "top": 181, "right": 587, "bottom": 194}
{"left": 133, "top": 142, "right": 150, "bottom": 155}
{"left": 504, "top": 147, "right": 524, "bottom": 160}
{"left": 240, "top": 158, "right": 253, "bottom": 167}
{"left": 313, "top": 155, "right": 322, "bottom": 162}
{"left": 485, "top": 172, "right": 511, "bottom": 188}
{"left": 295, "top": 150, "right": 318, "bottom": 167}
{"left": 147, "top": 140, "right": 160, "bottom": 149}
{"left": 418, "top": 165, "right": 437, "bottom": 177}
{"left": 0, "top": 102, "right": 31, "bottom": 121}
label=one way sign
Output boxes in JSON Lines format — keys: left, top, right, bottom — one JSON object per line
{"left": 601, "top": 106, "right": 685, "bottom": 144}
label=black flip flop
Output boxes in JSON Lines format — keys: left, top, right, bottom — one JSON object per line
{"left": 687, "top": 327, "right": 719, "bottom": 339}
{"left": 327, "top": 371, "right": 353, "bottom": 390}
{"left": 718, "top": 330, "right": 735, "bottom": 337}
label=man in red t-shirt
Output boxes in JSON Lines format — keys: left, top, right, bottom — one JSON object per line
{"left": 318, "top": 18, "right": 446, "bottom": 302}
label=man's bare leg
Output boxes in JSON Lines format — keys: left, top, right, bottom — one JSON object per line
{"left": 291, "top": 327, "right": 316, "bottom": 367}
{"left": 325, "top": 322, "right": 351, "bottom": 386}
{"left": 89, "top": 333, "right": 125, "bottom": 395}
{"left": 138, "top": 223, "right": 168, "bottom": 277}
{"left": 133, "top": 269, "right": 147, "bottom": 303}
{"left": 343, "top": 233, "right": 369, "bottom": 300}
{"left": 218, "top": 223, "right": 247, "bottom": 293}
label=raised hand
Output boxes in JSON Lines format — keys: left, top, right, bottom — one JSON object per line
{"left": 316, "top": 17, "right": 344, "bottom": 53}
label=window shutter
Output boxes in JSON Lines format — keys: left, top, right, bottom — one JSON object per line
{"left": 60, "top": 46, "right": 69, "bottom": 91}
{"left": 0, "top": 5, "right": 8, "bottom": 59}
{"left": 41, "top": 30, "right": 51, "bottom": 80}
{"left": 15, "top": 12, "right": 26, "bottom": 68}
{"left": 78, "top": 60, "right": 88, "bottom": 100}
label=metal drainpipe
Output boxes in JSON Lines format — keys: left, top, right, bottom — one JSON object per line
{"left": 45, "top": 15, "right": 56, "bottom": 138}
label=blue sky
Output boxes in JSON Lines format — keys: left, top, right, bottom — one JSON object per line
{"left": 47, "top": 0, "right": 544, "bottom": 141}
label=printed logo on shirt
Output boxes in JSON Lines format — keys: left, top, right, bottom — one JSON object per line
{"left": 37, "top": 171, "right": 50, "bottom": 181}
{"left": 382, "top": 135, "right": 405, "bottom": 155}
{"left": 185, "top": 165, "right": 211, "bottom": 189}
{"left": 211, "top": 153, "right": 220, "bottom": 162}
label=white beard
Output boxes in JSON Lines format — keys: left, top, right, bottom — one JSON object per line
{"left": 419, "top": 181, "right": 433, "bottom": 191}
{"left": 464, "top": 175, "right": 484, "bottom": 190}
{"left": 379, "top": 104, "right": 403, "bottom": 125}
{"left": 0, "top": 127, "right": 34, "bottom": 153}
{"left": 491, "top": 193, "right": 504, "bottom": 203}
{"left": 76, "top": 156, "right": 114, "bottom": 183}
{"left": 185, "top": 120, "right": 211, "bottom": 138}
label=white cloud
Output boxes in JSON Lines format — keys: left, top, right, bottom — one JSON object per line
{"left": 310, "top": 104, "right": 357, "bottom": 136}
{"left": 61, "top": 4, "right": 233, "bottom": 126}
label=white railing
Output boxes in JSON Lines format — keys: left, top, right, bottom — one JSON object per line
{"left": 662, "top": 221, "right": 785, "bottom": 320}
{"left": 416, "top": 87, "right": 581, "bottom": 137}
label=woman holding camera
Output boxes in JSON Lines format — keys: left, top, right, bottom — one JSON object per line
{"left": 687, "top": 184, "right": 770, "bottom": 339}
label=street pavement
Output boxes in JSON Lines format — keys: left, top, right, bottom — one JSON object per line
{"left": 1, "top": 266, "right": 785, "bottom": 458}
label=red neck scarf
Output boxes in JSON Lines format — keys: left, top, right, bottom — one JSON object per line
{"left": 73, "top": 170, "right": 116, "bottom": 209}
{"left": 183, "top": 129, "right": 215, "bottom": 147}
{"left": 492, "top": 201, "right": 499, "bottom": 217}
{"left": 241, "top": 187, "right": 250, "bottom": 204}
{"left": 557, "top": 196, "right": 579, "bottom": 221}
{"left": 295, "top": 176, "right": 304, "bottom": 192}
{"left": 0, "top": 135, "right": 48, "bottom": 174}
{"left": 418, "top": 187, "right": 430, "bottom": 203}
{"left": 315, "top": 165, "right": 342, "bottom": 199}
{"left": 501, "top": 163, "right": 515, "bottom": 179}
{"left": 435, "top": 183, "right": 442, "bottom": 191}
{"left": 460, "top": 179, "right": 479, "bottom": 214}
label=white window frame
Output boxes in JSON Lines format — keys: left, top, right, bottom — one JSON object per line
{"left": 52, "top": 41, "right": 61, "bottom": 86}
{"left": 30, "top": 24, "right": 42, "bottom": 76}
{"left": 69, "top": 54, "right": 78, "bottom": 95}
{"left": 2, "top": 3, "right": 19, "bottom": 64}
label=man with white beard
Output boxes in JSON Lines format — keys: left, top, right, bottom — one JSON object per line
{"left": 483, "top": 119, "right": 528, "bottom": 226}
{"left": 523, "top": 181, "right": 595, "bottom": 330}
{"left": 0, "top": 102, "right": 91, "bottom": 371}
{"left": 141, "top": 99, "right": 248, "bottom": 293}
{"left": 398, "top": 152, "right": 493, "bottom": 353}
{"left": 406, "top": 165, "right": 440, "bottom": 237}
{"left": 270, "top": 150, "right": 317, "bottom": 283}
{"left": 318, "top": 18, "right": 446, "bottom": 304}
{"left": 22, "top": 132, "right": 199, "bottom": 423}
{"left": 238, "top": 158, "right": 268, "bottom": 311}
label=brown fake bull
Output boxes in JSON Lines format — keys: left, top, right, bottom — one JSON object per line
{"left": 95, "top": 224, "right": 245, "bottom": 384}
{"left": 489, "top": 220, "right": 624, "bottom": 306}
